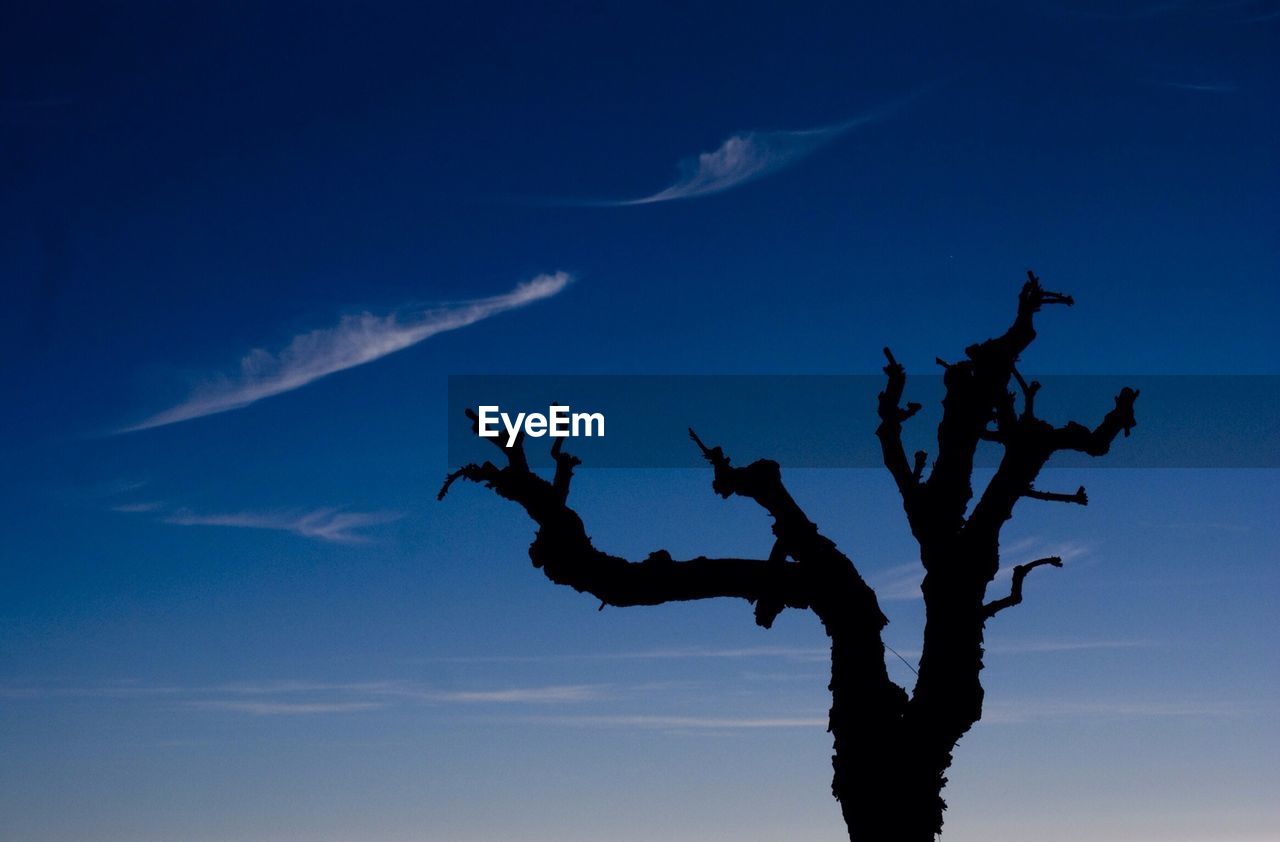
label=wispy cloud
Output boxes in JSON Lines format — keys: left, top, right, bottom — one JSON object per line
{"left": 417, "top": 685, "right": 605, "bottom": 704}
{"left": 574, "top": 98, "right": 915, "bottom": 207}
{"left": 983, "top": 698, "right": 1255, "bottom": 724}
{"left": 532, "top": 714, "right": 828, "bottom": 730}
{"left": 4, "top": 679, "right": 609, "bottom": 715}
{"left": 162, "top": 508, "right": 402, "bottom": 543}
{"left": 1160, "top": 81, "right": 1238, "bottom": 92}
{"left": 103, "top": 486, "right": 398, "bottom": 544}
{"left": 212, "top": 680, "right": 397, "bottom": 695}
{"left": 1001, "top": 537, "right": 1091, "bottom": 566}
{"left": 189, "top": 700, "right": 385, "bottom": 715}
{"left": 490, "top": 696, "right": 1254, "bottom": 731}
{"left": 422, "top": 645, "right": 830, "bottom": 663}
{"left": 883, "top": 640, "right": 1154, "bottom": 662}
{"left": 1138, "top": 519, "right": 1251, "bottom": 533}
{"left": 868, "top": 562, "right": 924, "bottom": 602}
{"left": 109, "top": 501, "right": 164, "bottom": 513}
{"left": 604, "top": 645, "right": 827, "bottom": 661}
{"left": 0, "top": 682, "right": 186, "bottom": 700}
{"left": 120, "top": 272, "right": 571, "bottom": 432}
{"left": 612, "top": 124, "right": 848, "bottom": 205}
{"left": 10, "top": 679, "right": 1259, "bottom": 728}
{"left": 424, "top": 640, "right": 1143, "bottom": 665}
{"left": 988, "top": 639, "right": 1153, "bottom": 655}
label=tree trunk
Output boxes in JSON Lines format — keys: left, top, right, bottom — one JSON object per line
{"left": 828, "top": 560, "right": 990, "bottom": 842}
{"left": 828, "top": 629, "right": 945, "bottom": 842}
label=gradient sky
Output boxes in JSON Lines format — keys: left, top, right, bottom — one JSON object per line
{"left": 2, "top": 3, "right": 1278, "bottom": 840}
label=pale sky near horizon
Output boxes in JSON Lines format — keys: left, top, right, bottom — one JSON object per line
{"left": 2, "top": 2, "right": 1277, "bottom": 840}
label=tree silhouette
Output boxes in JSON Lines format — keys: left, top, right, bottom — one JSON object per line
{"left": 439, "top": 272, "right": 1139, "bottom": 841}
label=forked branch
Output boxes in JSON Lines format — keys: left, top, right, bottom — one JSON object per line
{"left": 1051, "top": 387, "right": 1140, "bottom": 455}
{"left": 877, "top": 347, "right": 925, "bottom": 531}
{"left": 688, "top": 427, "right": 882, "bottom": 627}
{"left": 438, "top": 428, "right": 811, "bottom": 624}
{"left": 982, "top": 556, "right": 1064, "bottom": 618}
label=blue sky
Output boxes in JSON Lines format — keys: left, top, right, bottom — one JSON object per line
{"left": 2, "top": 2, "right": 1278, "bottom": 840}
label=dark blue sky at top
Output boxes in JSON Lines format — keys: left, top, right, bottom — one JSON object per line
{"left": 0, "top": 3, "right": 1277, "bottom": 840}
{"left": 4, "top": 3, "right": 1277, "bottom": 411}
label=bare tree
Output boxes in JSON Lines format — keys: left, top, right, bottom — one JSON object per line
{"left": 439, "top": 272, "right": 1139, "bottom": 841}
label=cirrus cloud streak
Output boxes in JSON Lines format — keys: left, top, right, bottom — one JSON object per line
{"left": 162, "top": 508, "right": 402, "bottom": 543}
{"left": 121, "top": 272, "right": 571, "bottom": 432}
{"left": 575, "top": 97, "right": 917, "bottom": 206}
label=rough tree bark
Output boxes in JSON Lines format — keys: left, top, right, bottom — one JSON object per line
{"left": 439, "top": 272, "right": 1138, "bottom": 841}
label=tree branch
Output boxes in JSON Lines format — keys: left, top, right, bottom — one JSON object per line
{"left": 912, "top": 450, "right": 928, "bottom": 482}
{"left": 688, "top": 426, "right": 828, "bottom": 556}
{"left": 1025, "top": 485, "right": 1088, "bottom": 506}
{"left": 877, "top": 348, "right": 925, "bottom": 523}
{"left": 438, "top": 433, "right": 811, "bottom": 625}
{"left": 926, "top": 272, "right": 1074, "bottom": 530}
{"left": 464, "top": 407, "right": 527, "bottom": 471}
{"left": 549, "top": 434, "right": 581, "bottom": 503}
{"left": 982, "top": 556, "right": 1063, "bottom": 619}
{"left": 966, "top": 385, "right": 1133, "bottom": 545}
{"left": 1011, "top": 366, "right": 1040, "bottom": 419}
{"left": 685, "top": 427, "right": 888, "bottom": 630}
{"left": 962, "top": 316, "right": 1135, "bottom": 546}
{"left": 1051, "top": 387, "right": 1140, "bottom": 455}
{"left": 966, "top": 271, "right": 1073, "bottom": 369}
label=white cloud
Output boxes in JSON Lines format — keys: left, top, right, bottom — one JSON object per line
{"left": 535, "top": 714, "right": 828, "bottom": 729}
{"left": 109, "top": 501, "right": 164, "bottom": 513}
{"left": 882, "top": 639, "right": 1153, "bottom": 663}
{"left": 163, "top": 508, "right": 401, "bottom": 543}
{"left": 987, "top": 639, "right": 1152, "bottom": 655}
{"left": 418, "top": 685, "right": 605, "bottom": 704}
{"left": 1162, "top": 81, "right": 1237, "bottom": 92}
{"left": 211, "top": 680, "right": 398, "bottom": 695}
{"left": 606, "top": 645, "right": 828, "bottom": 661}
{"left": 608, "top": 119, "right": 864, "bottom": 205}
{"left": 0, "top": 682, "right": 185, "bottom": 700}
{"left": 868, "top": 561, "right": 924, "bottom": 602}
{"left": 3, "top": 679, "right": 611, "bottom": 714}
{"left": 121, "top": 272, "right": 571, "bottom": 432}
{"left": 578, "top": 97, "right": 917, "bottom": 207}
{"left": 423, "top": 645, "right": 830, "bottom": 663}
{"left": 186, "top": 681, "right": 608, "bottom": 713}
{"left": 190, "top": 700, "right": 385, "bottom": 715}
{"left": 983, "top": 699, "right": 1254, "bottom": 724}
